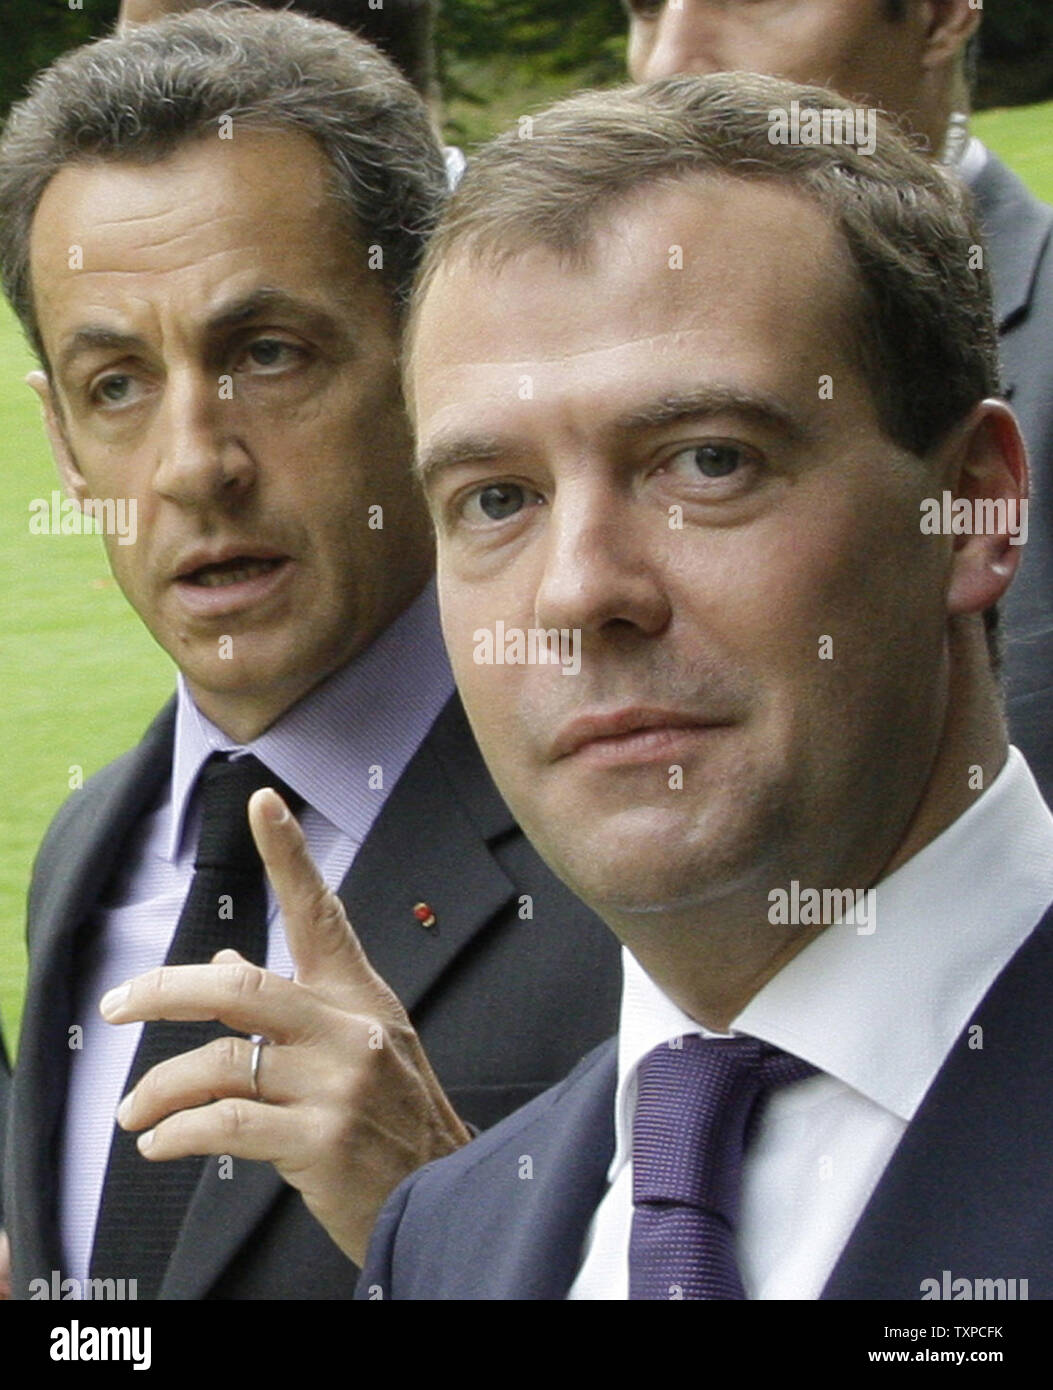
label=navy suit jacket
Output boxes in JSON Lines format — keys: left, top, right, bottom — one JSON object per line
{"left": 972, "top": 152, "right": 1053, "bottom": 805}
{"left": 359, "top": 899, "right": 1053, "bottom": 1299}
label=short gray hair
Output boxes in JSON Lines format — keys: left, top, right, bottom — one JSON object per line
{"left": 0, "top": 3, "right": 448, "bottom": 365}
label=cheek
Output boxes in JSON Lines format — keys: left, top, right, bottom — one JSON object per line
{"left": 452, "top": 648, "right": 527, "bottom": 790}
{"left": 758, "top": 9, "right": 869, "bottom": 90}
{"left": 704, "top": 495, "right": 921, "bottom": 684}
{"left": 99, "top": 536, "right": 152, "bottom": 620}
{"left": 440, "top": 577, "right": 529, "bottom": 748}
{"left": 440, "top": 578, "right": 494, "bottom": 695}
{"left": 804, "top": 17, "right": 903, "bottom": 103}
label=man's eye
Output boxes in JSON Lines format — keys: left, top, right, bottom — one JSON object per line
{"left": 667, "top": 442, "right": 753, "bottom": 480}
{"left": 627, "top": 0, "right": 664, "bottom": 16}
{"left": 90, "top": 374, "right": 142, "bottom": 408}
{"left": 462, "top": 481, "right": 540, "bottom": 524}
{"left": 99, "top": 375, "right": 130, "bottom": 401}
{"left": 238, "top": 338, "right": 301, "bottom": 371}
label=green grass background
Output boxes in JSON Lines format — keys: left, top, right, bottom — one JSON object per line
{"left": 1, "top": 100, "right": 1051, "bottom": 1054}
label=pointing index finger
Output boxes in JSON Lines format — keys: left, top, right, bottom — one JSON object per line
{"left": 248, "top": 787, "right": 378, "bottom": 1000}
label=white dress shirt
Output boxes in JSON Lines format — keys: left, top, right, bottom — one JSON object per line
{"left": 60, "top": 581, "right": 453, "bottom": 1286}
{"left": 957, "top": 134, "right": 989, "bottom": 187}
{"left": 569, "top": 748, "right": 1053, "bottom": 1299}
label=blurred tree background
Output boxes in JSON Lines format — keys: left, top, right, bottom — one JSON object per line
{"left": 1, "top": 0, "right": 1050, "bottom": 143}
{"left": 0, "top": 0, "right": 108, "bottom": 122}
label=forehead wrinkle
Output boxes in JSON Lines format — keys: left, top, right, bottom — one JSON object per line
{"left": 415, "top": 326, "right": 804, "bottom": 387}
{"left": 75, "top": 205, "right": 203, "bottom": 232}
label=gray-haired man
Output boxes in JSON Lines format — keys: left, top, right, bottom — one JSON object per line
{"left": 0, "top": 8, "right": 619, "bottom": 1300}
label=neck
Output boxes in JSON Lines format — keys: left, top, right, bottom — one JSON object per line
{"left": 610, "top": 625, "right": 1008, "bottom": 1031}
{"left": 190, "top": 672, "right": 338, "bottom": 745}
{"left": 187, "top": 573, "right": 433, "bottom": 743}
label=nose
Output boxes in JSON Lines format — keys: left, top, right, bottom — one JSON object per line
{"left": 152, "top": 369, "right": 256, "bottom": 510}
{"left": 631, "top": 2, "right": 718, "bottom": 83}
{"left": 533, "top": 479, "right": 672, "bottom": 641}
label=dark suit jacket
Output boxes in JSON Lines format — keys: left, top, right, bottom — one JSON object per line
{"left": 4, "top": 692, "right": 622, "bottom": 1299}
{"left": 359, "top": 899, "right": 1053, "bottom": 1300}
{"left": 972, "top": 152, "right": 1053, "bottom": 804}
{"left": 0, "top": 1017, "right": 8, "bottom": 1225}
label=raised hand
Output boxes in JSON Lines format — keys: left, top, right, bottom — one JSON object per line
{"left": 101, "top": 788, "right": 472, "bottom": 1266}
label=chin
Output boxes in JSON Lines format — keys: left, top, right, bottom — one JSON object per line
{"left": 576, "top": 860, "right": 767, "bottom": 920}
{"left": 533, "top": 799, "right": 786, "bottom": 922}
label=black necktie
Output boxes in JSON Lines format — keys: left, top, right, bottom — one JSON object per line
{"left": 89, "top": 754, "right": 300, "bottom": 1299}
{"left": 629, "top": 1035, "right": 817, "bottom": 1300}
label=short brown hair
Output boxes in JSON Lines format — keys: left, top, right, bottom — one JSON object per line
{"left": 0, "top": 5, "right": 447, "bottom": 366}
{"left": 413, "top": 72, "right": 1000, "bottom": 459}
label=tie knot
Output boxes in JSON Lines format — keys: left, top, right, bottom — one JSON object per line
{"left": 632, "top": 1035, "right": 816, "bottom": 1214}
{"left": 194, "top": 753, "right": 300, "bottom": 871}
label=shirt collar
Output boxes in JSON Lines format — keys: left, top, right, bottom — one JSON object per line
{"left": 955, "top": 135, "right": 989, "bottom": 187}
{"left": 167, "top": 580, "right": 453, "bottom": 859}
{"left": 940, "top": 111, "right": 988, "bottom": 186}
{"left": 612, "top": 749, "right": 1053, "bottom": 1172}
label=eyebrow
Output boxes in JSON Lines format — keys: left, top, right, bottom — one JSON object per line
{"left": 57, "top": 326, "right": 149, "bottom": 376}
{"left": 55, "top": 288, "right": 346, "bottom": 378}
{"left": 613, "top": 387, "right": 810, "bottom": 443}
{"left": 416, "top": 436, "right": 508, "bottom": 490}
{"left": 416, "top": 385, "right": 811, "bottom": 489}
{"left": 204, "top": 287, "right": 344, "bottom": 341}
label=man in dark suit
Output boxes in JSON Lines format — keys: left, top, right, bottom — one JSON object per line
{"left": 620, "top": 0, "right": 1053, "bottom": 803}
{"left": 358, "top": 72, "right": 1053, "bottom": 1299}
{"left": 0, "top": 9, "right": 619, "bottom": 1299}
{"left": 0, "top": 1024, "right": 8, "bottom": 1209}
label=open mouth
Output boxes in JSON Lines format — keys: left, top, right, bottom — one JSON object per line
{"left": 181, "top": 556, "right": 285, "bottom": 588}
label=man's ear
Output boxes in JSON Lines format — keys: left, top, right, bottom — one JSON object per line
{"left": 27, "top": 369, "right": 90, "bottom": 505}
{"left": 918, "top": 0, "right": 983, "bottom": 70}
{"left": 944, "top": 399, "right": 1029, "bottom": 618}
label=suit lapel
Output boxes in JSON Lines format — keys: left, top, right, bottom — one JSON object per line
{"left": 164, "top": 693, "right": 522, "bottom": 1296}
{"left": 389, "top": 1039, "right": 615, "bottom": 1300}
{"left": 162, "top": 1156, "right": 286, "bottom": 1299}
{"left": 337, "top": 696, "right": 518, "bottom": 1015}
{"left": 823, "top": 902, "right": 1053, "bottom": 1299}
{"left": 11, "top": 705, "right": 175, "bottom": 1291}
{"left": 484, "top": 1041, "right": 617, "bottom": 1299}
{"left": 969, "top": 151, "right": 1053, "bottom": 359}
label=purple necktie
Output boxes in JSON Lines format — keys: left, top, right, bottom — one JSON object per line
{"left": 629, "top": 1035, "right": 816, "bottom": 1300}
